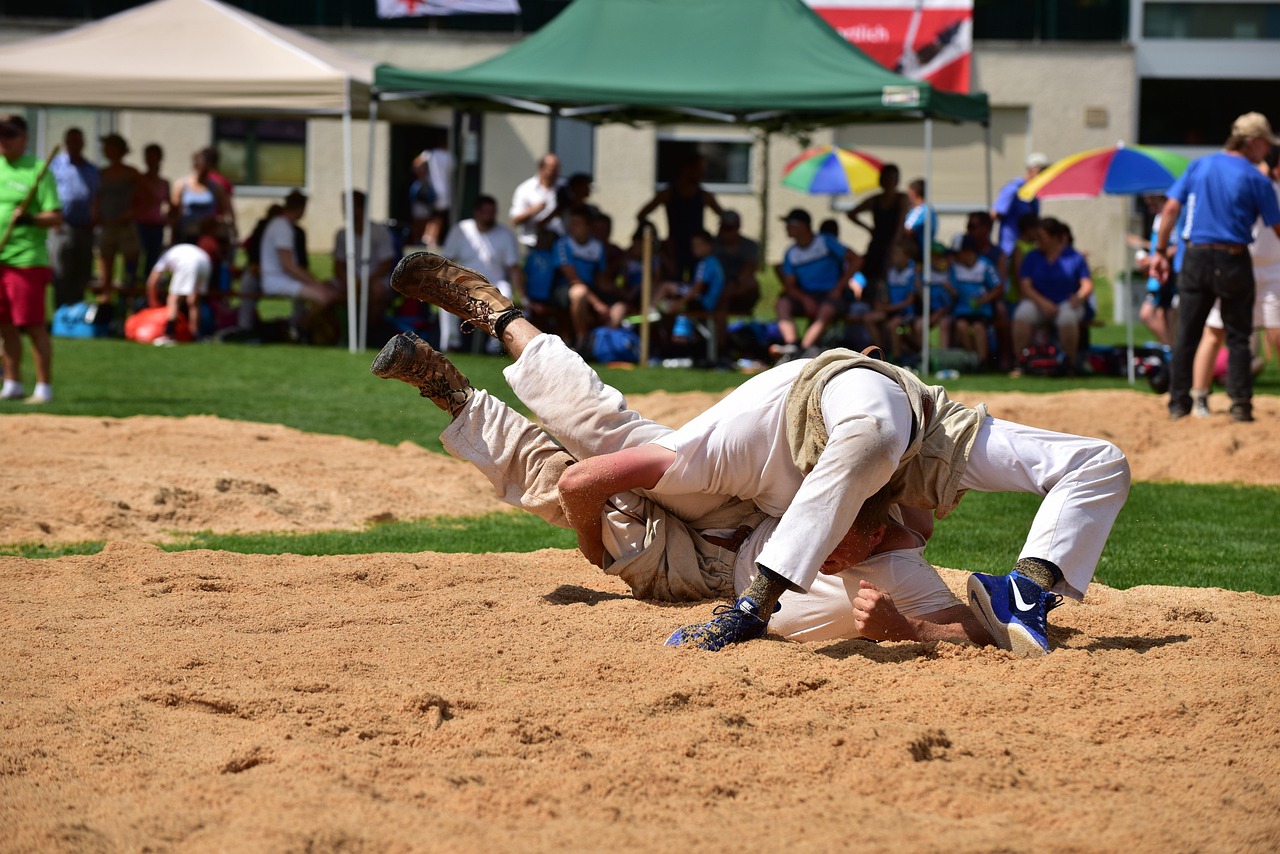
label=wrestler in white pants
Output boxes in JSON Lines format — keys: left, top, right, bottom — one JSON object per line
{"left": 512, "top": 334, "right": 1129, "bottom": 602}
{"left": 443, "top": 336, "right": 962, "bottom": 641}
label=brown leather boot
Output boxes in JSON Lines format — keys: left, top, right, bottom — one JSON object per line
{"left": 390, "top": 251, "right": 519, "bottom": 337}
{"left": 370, "top": 331, "right": 472, "bottom": 416}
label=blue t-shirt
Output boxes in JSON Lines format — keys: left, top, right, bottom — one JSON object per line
{"left": 554, "top": 235, "right": 606, "bottom": 288}
{"left": 523, "top": 248, "right": 559, "bottom": 302}
{"left": 949, "top": 256, "right": 1001, "bottom": 319}
{"left": 1168, "top": 152, "right": 1280, "bottom": 245}
{"left": 1020, "top": 246, "right": 1091, "bottom": 305}
{"left": 994, "top": 176, "right": 1040, "bottom": 256}
{"left": 691, "top": 255, "right": 726, "bottom": 311}
{"left": 782, "top": 233, "right": 848, "bottom": 294}
{"left": 50, "top": 153, "right": 99, "bottom": 228}
{"left": 904, "top": 203, "right": 939, "bottom": 248}
{"left": 884, "top": 262, "right": 917, "bottom": 315}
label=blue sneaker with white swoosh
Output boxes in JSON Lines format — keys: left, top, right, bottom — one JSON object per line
{"left": 967, "top": 570, "right": 1062, "bottom": 658}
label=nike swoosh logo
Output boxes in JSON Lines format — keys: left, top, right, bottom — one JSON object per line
{"left": 1010, "top": 579, "right": 1038, "bottom": 613}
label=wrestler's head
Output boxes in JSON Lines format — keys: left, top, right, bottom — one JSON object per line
{"left": 820, "top": 484, "right": 892, "bottom": 574}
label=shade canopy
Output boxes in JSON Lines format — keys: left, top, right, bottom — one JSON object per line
{"left": 0, "top": 0, "right": 383, "bottom": 116}
{"left": 375, "top": 0, "right": 989, "bottom": 128}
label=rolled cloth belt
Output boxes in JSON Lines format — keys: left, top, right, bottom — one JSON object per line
{"left": 700, "top": 525, "right": 755, "bottom": 553}
{"left": 1189, "top": 242, "right": 1248, "bottom": 254}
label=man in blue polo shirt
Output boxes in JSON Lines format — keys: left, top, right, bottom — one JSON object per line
{"left": 1154, "top": 112, "right": 1280, "bottom": 423}
{"left": 775, "top": 208, "right": 859, "bottom": 360}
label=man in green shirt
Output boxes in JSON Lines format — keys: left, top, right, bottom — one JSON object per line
{"left": 0, "top": 114, "right": 63, "bottom": 404}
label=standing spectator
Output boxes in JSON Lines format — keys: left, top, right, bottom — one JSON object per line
{"left": 259, "top": 190, "right": 337, "bottom": 306}
{"left": 713, "top": 210, "right": 760, "bottom": 315}
{"left": 145, "top": 242, "right": 211, "bottom": 347}
{"left": 199, "top": 147, "right": 237, "bottom": 242}
{"left": 94, "top": 133, "right": 142, "bottom": 297}
{"left": 846, "top": 162, "right": 908, "bottom": 288}
{"left": 170, "top": 148, "right": 231, "bottom": 244}
{"left": 47, "top": 127, "right": 98, "bottom": 308}
{"left": 333, "top": 190, "right": 398, "bottom": 343}
{"left": 0, "top": 114, "right": 62, "bottom": 404}
{"left": 903, "top": 178, "right": 937, "bottom": 256}
{"left": 136, "top": 143, "right": 170, "bottom": 278}
{"left": 1011, "top": 217, "right": 1093, "bottom": 374}
{"left": 1187, "top": 147, "right": 1280, "bottom": 417}
{"left": 774, "top": 208, "right": 860, "bottom": 360}
{"left": 510, "top": 153, "right": 562, "bottom": 249}
{"left": 637, "top": 154, "right": 723, "bottom": 280}
{"left": 439, "top": 194, "right": 521, "bottom": 353}
{"left": 993, "top": 152, "right": 1050, "bottom": 284}
{"left": 412, "top": 131, "right": 454, "bottom": 247}
{"left": 554, "top": 207, "right": 609, "bottom": 348}
{"left": 1154, "top": 112, "right": 1280, "bottom": 423}
{"left": 1133, "top": 194, "right": 1184, "bottom": 347}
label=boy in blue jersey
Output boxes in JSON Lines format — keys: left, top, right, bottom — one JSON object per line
{"left": 521, "top": 226, "right": 571, "bottom": 337}
{"left": 875, "top": 238, "right": 920, "bottom": 361}
{"left": 774, "top": 208, "right": 860, "bottom": 360}
{"left": 948, "top": 235, "right": 1003, "bottom": 367}
{"left": 555, "top": 207, "right": 609, "bottom": 349}
{"left": 1154, "top": 112, "right": 1280, "bottom": 423}
{"left": 658, "top": 230, "right": 726, "bottom": 347}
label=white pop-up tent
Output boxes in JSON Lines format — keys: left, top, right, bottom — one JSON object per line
{"left": 0, "top": 0, "right": 405, "bottom": 351}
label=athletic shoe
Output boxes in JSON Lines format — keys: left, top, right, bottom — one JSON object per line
{"left": 664, "top": 595, "right": 774, "bottom": 651}
{"left": 967, "top": 570, "right": 1062, "bottom": 659}
{"left": 1193, "top": 396, "right": 1210, "bottom": 418}
{"left": 0, "top": 386, "right": 24, "bottom": 401}
{"left": 24, "top": 388, "right": 52, "bottom": 405}
{"left": 390, "top": 251, "right": 518, "bottom": 337}
{"left": 370, "top": 331, "right": 472, "bottom": 415}
{"left": 1168, "top": 406, "right": 1190, "bottom": 421}
{"left": 153, "top": 336, "right": 177, "bottom": 347}
{"left": 1230, "top": 403, "right": 1254, "bottom": 423}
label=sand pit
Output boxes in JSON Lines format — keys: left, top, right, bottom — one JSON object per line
{"left": 2, "top": 388, "right": 1279, "bottom": 851}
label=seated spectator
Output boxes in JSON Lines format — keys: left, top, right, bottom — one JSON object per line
{"left": 555, "top": 207, "right": 610, "bottom": 348}
{"left": 334, "top": 190, "right": 399, "bottom": 343}
{"left": 875, "top": 237, "right": 921, "bottom": 361}
{"left": 774, "top": 207, "right": 860, "bottom": 360}
{"left": 841, "top": 268, "right": 883, "bottom": 351}
{"left": 713, "top": 210, "right": 760, "bottom": 315}
{"left": 923, "top": 243, "right": 956, "bottom": 349}
{"left": 259, "top": 190, "right": 339, "bottom": 307}
{"left": 592, "top": 212, "right": 631, "bottom": 302}
{"left": 94, "top": 133, "right": 142, "bottom": 296}
{"left": 656, "top": 229, "right": 726, "bottom": 347}
{"left": 904, "top": 178, "right": 938, "bottom": 257}
{"left": 438, "top": 193, "right": 520, "bottom": 353}
{"left": 948, "top": 235, "right": 1003, "bottom": 367}
{"left": 145, "top": 242, "right": 212, "bottom": 346}
{"left": 1012, "top": 217, "right": 1093, "bottom": 374}
{"left": 521, "top": 226, "right": 568, "bottom": 335}
{"left": 556, "top": 173, "right": 600, "bottom": 232}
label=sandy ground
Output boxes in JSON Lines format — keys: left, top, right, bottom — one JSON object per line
{"left": 3, "top": 388, "right": 1279, "bottom": 851}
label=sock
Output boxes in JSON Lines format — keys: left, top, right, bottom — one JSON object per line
{"left": 164, "top": 319, "right": 177, "bottom": 338}
{"left": 1014, "top": 557, "right": 1063, "bottom": 591}
{"left": 2, "top": 379, "right": 21, "bottom": 396}
{"left": 743, "top": 566, "right": 791, "bottom": 615}
{"left": 1191, "top": 387, "right": 1208, "bottom": 401}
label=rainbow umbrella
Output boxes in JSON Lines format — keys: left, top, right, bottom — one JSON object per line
{"left": 781, "top": 145, "right": 884, "bottom": 196}
{"left": 1017, "top": 143, "right": 1189, "bottom": 201}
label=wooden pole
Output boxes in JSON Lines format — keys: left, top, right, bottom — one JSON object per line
{"left": 640, "top": 224, "right": 653, "bottom": 365}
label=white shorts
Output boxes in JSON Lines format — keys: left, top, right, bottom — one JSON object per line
{"left": 168, "top": 257, "right": 211, "bottom": 298}
{"left": 1205, "top": 265, "right": 1280, "bottom": 330}
{"left": 261, "top": 272, "right": 305, "bottom": 299}
{"left": 1013, "top": 298, "right": 1085, "bottom": 328}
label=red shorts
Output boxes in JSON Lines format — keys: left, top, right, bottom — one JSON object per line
{"left": 0, "top": 265, "right": 51, "bottom": 327}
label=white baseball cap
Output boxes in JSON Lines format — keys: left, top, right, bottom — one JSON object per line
{"left": 1026, "top": 152, "right": 1051, "bottom": 170}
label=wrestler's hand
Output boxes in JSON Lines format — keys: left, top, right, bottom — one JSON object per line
{"left": 852, "top": 580, "right": 916, "bottom": 642}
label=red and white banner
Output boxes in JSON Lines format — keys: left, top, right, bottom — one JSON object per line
{"left": 805, "top": 0, "right": 973, "bottom": 94}
{"left": 376, "top": 0, "right": 520, "bottom": 18}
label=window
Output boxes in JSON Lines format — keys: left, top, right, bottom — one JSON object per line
{"left": 1143, "top": 3, "right": 1280, "bottom": 39}
{"left": 655, "top": 136, "right": 753, "bottom": 193}
{"left": 213, "top": 117, "right": 306, "bottom": 188}
{"left": 1139, "top": 77, "right": 1277, "bottom": 146}
{"left": 972, "top": 0, "right": 1128, "bottom": 41}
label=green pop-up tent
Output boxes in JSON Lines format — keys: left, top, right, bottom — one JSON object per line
{"left": 373, "top": 0, "right": 990, "bottom": 365}
{"left": 374, "top": 0, "right": 987, "bottom": 127}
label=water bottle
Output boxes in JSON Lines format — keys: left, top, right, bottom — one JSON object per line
{"left": 935, "top": 369, "right": 960, "bottom": 381}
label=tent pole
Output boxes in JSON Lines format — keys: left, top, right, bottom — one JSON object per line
{"left": 1123, "top": 197, "right": 1135, "bottom": 383}
{"left": 921, "top": 117, "right": 933, "bottom": 377}
{"left": 343, "top": 87, "right": 359, "bottom": 354}
{"left": 984, "top": 121, "right": 993, "bottom": 211}
{"left": 640, "top": 226, "right": 653, "bottom": 365}
{"left": 360, "top": 96, "right": 379, "bottom": 353}
{"left": 759, "top": 129, "right": 771, "bottom": 265}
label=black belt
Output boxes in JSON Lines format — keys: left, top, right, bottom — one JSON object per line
{"left": 1188, "top": 242, "right": 1248, "bottom": 255}
{"left": 701, "top": 525, "right": 754, "bottom": 553}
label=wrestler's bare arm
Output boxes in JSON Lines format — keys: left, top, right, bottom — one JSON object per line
{"left": 558, "top": 444, "right": 676, "bottom": 568}
{"left": 853, "top": 581, "right": 994, "bottom": 646}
